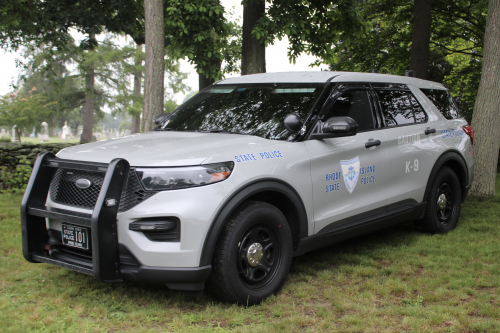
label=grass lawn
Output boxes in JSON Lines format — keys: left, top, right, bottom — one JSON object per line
{"left": 1, "top": 178, "right": 500, "bottom": 332}
{"left": 18, "top": 137, "right": 81, "bottom": 144}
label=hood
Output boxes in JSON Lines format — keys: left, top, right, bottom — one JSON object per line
{"left": 56, "top": 131, "right": 277, "bottom": 167}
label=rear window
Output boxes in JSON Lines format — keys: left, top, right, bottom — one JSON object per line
{"left": 420, "top": 89, "right": 461, "bottom": 120}
{"left": 375, "top": 90, "right": 427, "bottom": 127}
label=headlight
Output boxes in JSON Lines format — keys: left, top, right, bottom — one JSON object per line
{"left": 136, "top": 162, "right": 234, "bottom": 191}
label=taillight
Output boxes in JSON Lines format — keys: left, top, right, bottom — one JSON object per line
{"left": 463, "top": 125, "right": 473, "bottom": 145}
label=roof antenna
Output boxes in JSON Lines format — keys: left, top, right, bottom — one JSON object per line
{"left": 405, "top": 70, "right": 416, "bottom": 77}
{"left": 371, "top": 69, "right": 379, "bottom": 73}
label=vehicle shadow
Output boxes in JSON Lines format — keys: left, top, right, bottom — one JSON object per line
{"left": 59, "top": 222, "right": 430, "bottom": 312}
{"left": 289, "top": 220, "right": 422, "bottom": 275}
{"left": 65, "top": 220, "right": 425, "bottom": 308}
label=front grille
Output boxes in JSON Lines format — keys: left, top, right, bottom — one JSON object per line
{"left": 119, "top": 172, "right": 157, "bottom": 212}
{"left": 50, "top": 168, "right": 157, "bottom": 212}
{"left": 50, "top": 169, "right": 103, "bottom": 208}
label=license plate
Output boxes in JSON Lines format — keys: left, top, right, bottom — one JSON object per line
{"left": 62, "top": 224, "right": 89, "bottom": 250}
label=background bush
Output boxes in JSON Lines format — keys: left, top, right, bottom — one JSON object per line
{"left": 0, "top": 142, "right": 77, "bottom": 190}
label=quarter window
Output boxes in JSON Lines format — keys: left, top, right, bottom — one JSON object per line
{"left": 323, "top": 90, "right": 375, "bottom": 132}
{"left": 420, "top": 89, "right": 461, "bottom": 120}
{"left": 376, "top": 90, "right": 427, "bottom": 127}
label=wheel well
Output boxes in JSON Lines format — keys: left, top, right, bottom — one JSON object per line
{"left": 200, "top": 179, "right": 308, "bottom": 266}
{"left": 441, "top": 159, "right": 467, "bottom": 201}
{"left": 246, "top": 191, "right": 301, "bottom": 252}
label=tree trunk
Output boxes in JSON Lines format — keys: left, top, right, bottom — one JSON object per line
{"left": 73, "top": 121, "right": 80, "bottom": 137}
{"left": 80, "top": 33, "right": 96, "bottom": 144}
{"left": 198, "top": 57, "right": 221, "bottom": 90}
{"left": 241, "top": 0, "right": 266, "bottom": 75}
{"left": 142, "top": 0, "right": 165, "bottom": 132}
{"left": 470, "top": 0, "right": 500, "bottom": 198}
{"left": 48, "top": 117, "right": 55, "bottom": 137}
{"left": 16, "top": 128, "right": 22, "bottom": 143}
{"left": 199, "top": 72, "right": 215, "bottom": 91}
{"left": 131, "top": 43, "right": 142, "bottom": 134}
{"left": 409, "top": 0, "right": 432, "bottom": 80}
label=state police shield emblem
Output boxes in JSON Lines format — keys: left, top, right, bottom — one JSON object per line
{"left": 340, "top": 156, "right": 360, "bottom": 194}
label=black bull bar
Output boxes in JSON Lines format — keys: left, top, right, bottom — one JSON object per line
{"left": 21, "top": 152, "right": 130, "bottom": 283}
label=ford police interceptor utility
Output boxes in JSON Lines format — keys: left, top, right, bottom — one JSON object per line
{"left": 21, "top": 71, "right": 474, "bottom": 305}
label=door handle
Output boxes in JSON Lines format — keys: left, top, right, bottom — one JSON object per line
{"left": 365, "top": 140, "right": 381, "bottom": 148}
{"left": 425, "top": 128, "right": 436, "bottom": 135}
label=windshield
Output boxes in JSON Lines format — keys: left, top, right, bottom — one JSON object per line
{"left": 160, "top": 83, "right": 325, "bottom": 140}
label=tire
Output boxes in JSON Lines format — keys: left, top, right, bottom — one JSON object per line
{"left": 416, "top": 166, "right": 461, "bottom": 233}
{"left": 207, "top": 201, "right": 293, "bottom": 305}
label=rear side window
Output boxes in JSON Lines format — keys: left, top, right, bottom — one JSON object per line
{"left": 420, "top": 89, "right": 461, "bottom": 120}
{"left": 376, "top": 90, "right": 427, "bottom": 127}
{"left": 323, "top": 90, "right": 375, "bottom": 132}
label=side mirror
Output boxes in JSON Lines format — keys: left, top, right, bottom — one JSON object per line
{"left": 311, "top": 116, "right": 358, "bottom": 140}
{"left": 154, "top": 113, "right": 172, "bottom": 125}
{"left": 283, "top": 114, "right": 303, "bottom": 133}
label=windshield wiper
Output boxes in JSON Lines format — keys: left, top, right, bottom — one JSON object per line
{"left": 199, "top": 129, "right": 248, "bottom": 135}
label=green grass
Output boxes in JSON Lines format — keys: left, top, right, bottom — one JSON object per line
{"left": 18, "top": 137, "right": 81, "bottom": 144}
{"left": 1, "top": 178, "right": 500, "bottom": 332}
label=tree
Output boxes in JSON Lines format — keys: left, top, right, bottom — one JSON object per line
{"left": 469, "top": 0, "right": 500, "bottom": 198}
{"left": 0, "top": 0, "right": 149, "bottom": 141}
{"left": 0, "top": 88, "right": 53, "bottom": 141}
{"left": 410, "top": 0, "right": 432, "bottom": 79}
{"left": 326, "top": 0, "right": 487, "bottom": 122}
{"left": 253, "top": 0, "right": 365, "bottom": 65}
{"left": 18, "top": 35, "right": 135, "bottom": 138}
{"left": 80, "top": 33, "right": 97, "bottom": 143}
{"left": 241, "top": 0, "right": 266, "bottom": 75}
{"left": 165, "top": 0, "right": 241, "bottom": 90}
{"left": 109, "top": 42, "right": 190, "bottom": 133}
{"left": 131, "top": 44, "right": 143, "bottom": 133}
{"left": 142, "top": 0, "right": 165, "bottom": 133}
{"left": 19, "top": 41, "right": 86, "bottom": 136}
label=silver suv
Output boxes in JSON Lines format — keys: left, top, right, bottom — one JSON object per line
{"left": 21, "top": 71, "right": 474, "bottom": 305}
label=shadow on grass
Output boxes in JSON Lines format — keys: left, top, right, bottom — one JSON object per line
{"left": 60, "top": 219, "right": 424, "bottom": 308}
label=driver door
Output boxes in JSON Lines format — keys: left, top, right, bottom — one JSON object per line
{"left": 304, "top": 89, "right": 388, "bottom": 234}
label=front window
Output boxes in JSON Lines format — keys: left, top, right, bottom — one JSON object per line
{"left": 322, "top": 90, "right": 375, "bottom": 132}
{"left": 159, "top": 83, "right": 325, "bottom": 140}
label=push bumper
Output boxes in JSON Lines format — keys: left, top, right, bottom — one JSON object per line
{"left": 21, "top": 152, "right": 210, "bottom": 291}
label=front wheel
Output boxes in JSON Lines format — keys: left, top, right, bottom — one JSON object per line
{"left": 416, "top": 166, "right": 461, "bottom": 233}
{"left": 207, "top": 201, "right": 293, "bottom": 305}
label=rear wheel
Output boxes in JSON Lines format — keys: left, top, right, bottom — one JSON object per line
{"left": 416, "top": 167, "right": 461, "bottom": 233}
{"left": 207, "top": 201, "right": 293, "bottom": 305}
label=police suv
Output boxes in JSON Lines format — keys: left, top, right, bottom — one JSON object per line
{"left": 21, "top": 71, "right": 474, "bottom": 305}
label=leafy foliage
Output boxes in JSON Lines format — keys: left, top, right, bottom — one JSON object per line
{"left": 253, "top": 0, "right": 366, "bottom": 64}
{"left": 0, "top": 158, "right": 31, "bottom": 190}
{"left": 0, "top": 88, "right": 54, "bottom": 140}
{"left": 165, "top": 0, "right": 242, "bottom": 81}
{"left": 326, "top": 0, "right": 487, "bottom": 121}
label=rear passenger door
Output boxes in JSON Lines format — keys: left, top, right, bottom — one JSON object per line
{"left": 373, "top": 84, "right": 433, "bottom": 206}
{"left": 305, "top": 86, "right": 388, "bottom": 234}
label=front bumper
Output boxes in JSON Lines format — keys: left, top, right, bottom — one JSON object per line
{"left": 21, "top": 153, "right": 212, "bottom": 291}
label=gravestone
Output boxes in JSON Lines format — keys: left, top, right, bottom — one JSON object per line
{"left": 61, "top": 121, "right": 70, "bottom": 140}
{"left": 38, "top": 122, "right": 50, "bottom": 142}
{"left": 11, "top": 125, "right": 20, "bottom": 142}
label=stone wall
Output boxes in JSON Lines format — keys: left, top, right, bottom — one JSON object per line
{"left": 0, "top": 142, "right": 77, "bottom": 190}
